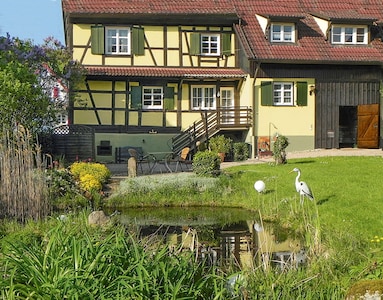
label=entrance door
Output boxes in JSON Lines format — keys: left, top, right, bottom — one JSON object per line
{"left": 357, "top": 104, "right": 379, "bottom": 148}
{"left": 221, "top": 87, "right": 234, "bottom": 124}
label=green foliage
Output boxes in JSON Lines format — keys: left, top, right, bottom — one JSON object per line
{"left": 0, "top": 35, "right": 84, "bottom": 133}
{"left": 192, "top": 150, "right": 221, "bottom": 177}
{"left": 232, "top": 142, "right": 249, "bottom": 161}
{"left": 273, "top": 134, "right": 289, "bottom": 164}
{"left": 209, "top": 135, "right": 232, "bottom": 154}
{"left": 70, "top": 162, "right": 111, "bottom": 192}
{"left": 0, "top": 218, "right": 226, "bottom": 299}
{"left": 47, "top": 162, "right": 110, "bottom": 211}
{"left": 107, "top": 172, "right": 223, "bottom": 207}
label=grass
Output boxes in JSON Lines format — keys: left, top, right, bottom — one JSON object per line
{"left": 104, "top": 155, "right": 383, "bottom": 297}
{"left": 0, "top": 213, "right": 227, "bottom": 299}
{"left": 2, "top": 155, "right": 383, "bottom": 298}
{"left": 107, "top": 155, "right": 383, "bottom": 238}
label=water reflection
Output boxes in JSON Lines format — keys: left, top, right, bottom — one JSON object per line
{"left": 112, "top": 207, "right": 306, "bottom": 270}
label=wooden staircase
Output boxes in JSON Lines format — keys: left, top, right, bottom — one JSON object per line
{"left": 171, "top": 106, "right": 252, "bottom": 155}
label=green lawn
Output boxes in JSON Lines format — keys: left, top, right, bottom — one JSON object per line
{"left": 108, "top": 155, "right": 383, "bottom": 239}
{"left": 2, "top": 155, "right": 383, "bottom": 298}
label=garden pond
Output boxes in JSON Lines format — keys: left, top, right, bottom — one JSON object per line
{"left": 108, "top": 206, "right": 307, "bottom": 270}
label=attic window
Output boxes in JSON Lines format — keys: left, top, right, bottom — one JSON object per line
{"left": 331, "top": 25, "right": 368, "bottom": 45}
{"left": 270, "top": 23, "right": 295, "bottom": 42}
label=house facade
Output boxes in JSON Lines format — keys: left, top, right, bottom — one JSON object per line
{"left": 61, "top": 0, "right": 383, "bottom": 162}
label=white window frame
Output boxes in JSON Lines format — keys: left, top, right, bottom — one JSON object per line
{"left": 106, "top": 27, "right": 131, "bottom": 55}
{"left": 142, "top": 86, "right": 163, "bottom": 109}
{"left": 331, "top": 25, "right": 368, "bottom": 45}
{"left": 191, "top": 85, "right": 217, "bottom": 110}
{"left": 201, "top": 34, "right": 220, "bottom": 56}
{"left": 271, "top": 23, "right": 295, "bottom": 42}
{"left": 273, "top": 82, "right": 294, "bottom": 106}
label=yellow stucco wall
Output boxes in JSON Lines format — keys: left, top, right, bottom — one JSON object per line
{"left": 254, "top": 78, "right": 316, "bottom": 151}
{"left": 71, "top": 24, "right": 236, "bottom": 68}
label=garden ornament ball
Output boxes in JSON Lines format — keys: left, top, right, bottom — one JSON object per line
{"left": 254, "top": 180, "right": 265, "bottom": 193}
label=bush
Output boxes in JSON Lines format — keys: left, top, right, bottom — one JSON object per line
{"left": 273, "top": 135, "right": 289, "bottom": 164}
{"left": 46, "top": 168, "right": 88, "bottom": 210}
{"left": 233, "top": 142, "right": 249, "bottom": 161}
{"left": 70, "top": 162, "right": 111, "bottom": 192}
{"left": 192, "top": 150, "right": 221, "bottom": 177}
{"left": 209, "top": 135, "right": 232, "bottom": 154}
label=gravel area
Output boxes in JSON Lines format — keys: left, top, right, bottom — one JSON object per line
{"left": 108, "top": 148, "right": 383, "bottom": 174}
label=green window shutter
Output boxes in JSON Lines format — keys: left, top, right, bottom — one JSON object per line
{"left": 190, "top": 33, "right": 201, "bottom": 55}
{"left": 91, "top": 25, "right": 105, "bottom": 55}
{"left": 163, "top": 87, "right": 175, "bottom": 110}
{"left": 132, "top": 27, "right": 145, "bottom": 56}
{"left": 131, "top": 86, "right": 142, "bottom": 109}
{"left": 261, "top": 81, "right": 273, "bottom": 106}
{"left": 297, "top": 82, "right": 308, "bottom": 106}
{"left": 222, "top": 33, "right": 232, "bottom": 56}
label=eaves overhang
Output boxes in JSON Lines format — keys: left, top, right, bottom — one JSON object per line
{"left": 65, "top": 12, "right": 239, "bottom": 26}
{"left": 309, "top": 12, "right": 377, "bottom": 25}
{"left": 85, "top": 66, "right": 248, "bottom": 79}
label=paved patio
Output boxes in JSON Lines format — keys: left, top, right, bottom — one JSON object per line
{"left": 106, "top": 148, "right": 383, "bottom": 176}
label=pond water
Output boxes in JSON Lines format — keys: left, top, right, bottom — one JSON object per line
{"left": 111, "top": 207, "right": 306, "bottom": 270}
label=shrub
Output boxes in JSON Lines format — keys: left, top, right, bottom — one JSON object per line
{"left": 79, "top": 174, "right": 103, "bottom": 192}
{"left": 209, "top": 135, "right": 232, "bottom": 154}
{"left": 192, "top": 150, "right": 221, "bottom": 177}
{"left": 233, "top": 142, "right": 249, "bottom": 161}
{"left": 70, "top": 162, "right": 111, "bottom": 185}
{"left": 46, "top": 168, "right": 88, "bottom": 210}
{"left": 273, "top": 135, "right": 289, "bottom": 164}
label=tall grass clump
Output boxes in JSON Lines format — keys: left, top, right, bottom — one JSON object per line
{"left": 0, "top": 216, "right": 227, "bottom": 299}
{"left": 0, "top": 126, "right": 50, "bottom": 222}
{"left": 106, "top": 172, "right": 224, "bottom": 208}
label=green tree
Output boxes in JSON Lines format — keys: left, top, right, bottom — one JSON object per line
{"left": 0, "top": 34, "right": 84, "bottom": 133}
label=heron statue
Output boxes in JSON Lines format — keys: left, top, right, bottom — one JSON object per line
{"left": 290, "top": 168, "right": 314, "bottom": 204}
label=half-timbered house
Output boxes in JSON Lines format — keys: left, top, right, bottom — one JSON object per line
{"left": 61, "top": 0, "right": 253, "bottom": 162}
{"left": 61, "top": 0, "right": 383, "bottom": 162}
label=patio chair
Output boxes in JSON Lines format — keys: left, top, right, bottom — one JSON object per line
{"left": 128, "top": 148, "right": 151, "bottom": 174}
{"left": 174, "top": 147, "right": 192, "bottom": 172}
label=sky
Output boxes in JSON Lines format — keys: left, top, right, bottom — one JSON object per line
{"left": 0, "top": 0, "right": 65, "bottom": 45}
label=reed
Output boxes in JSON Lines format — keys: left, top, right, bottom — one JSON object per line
{"left": 0, "top": 126, "right": 50, "bottom": 222}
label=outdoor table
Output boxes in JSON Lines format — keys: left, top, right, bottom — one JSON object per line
{"left": 147, "top": 152, "right": 174, "bottom": 174}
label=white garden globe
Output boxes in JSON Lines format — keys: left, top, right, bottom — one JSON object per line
{"left": 254, "top": 180, "right": 265, "bottom": 193}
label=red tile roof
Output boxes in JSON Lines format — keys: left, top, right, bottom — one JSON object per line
{"left": 62, "top": 0, "right": 383, "bottom": 64}
{"left": 234, "top": 0, "right": 383, "bottom": 63}
{"left": 62, "top": 0, "right": 236, "bottom": 15}
{"left": 86, "top": 66, "right": 247, "bottom": 78}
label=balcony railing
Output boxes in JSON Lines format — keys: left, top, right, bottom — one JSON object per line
{"left": 172, "top": 106, "right": 252, "bottom": 154}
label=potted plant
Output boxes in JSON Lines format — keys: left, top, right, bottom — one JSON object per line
{"left": 209, "top": 135, "right": 232, "bottom": 162}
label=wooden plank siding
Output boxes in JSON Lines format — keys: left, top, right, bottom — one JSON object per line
{"left": 257, "top": 64, "right": 381, "bottom": 149}
{"left": 316, "top": 81, "right": 380, "bottom": 148}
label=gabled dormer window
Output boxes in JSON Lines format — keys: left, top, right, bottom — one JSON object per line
{"left": 271, "top": 23, "right": 295, "bottom": 43}
{"left": 331, "top": 25, "right": 368, "bottom": 45}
